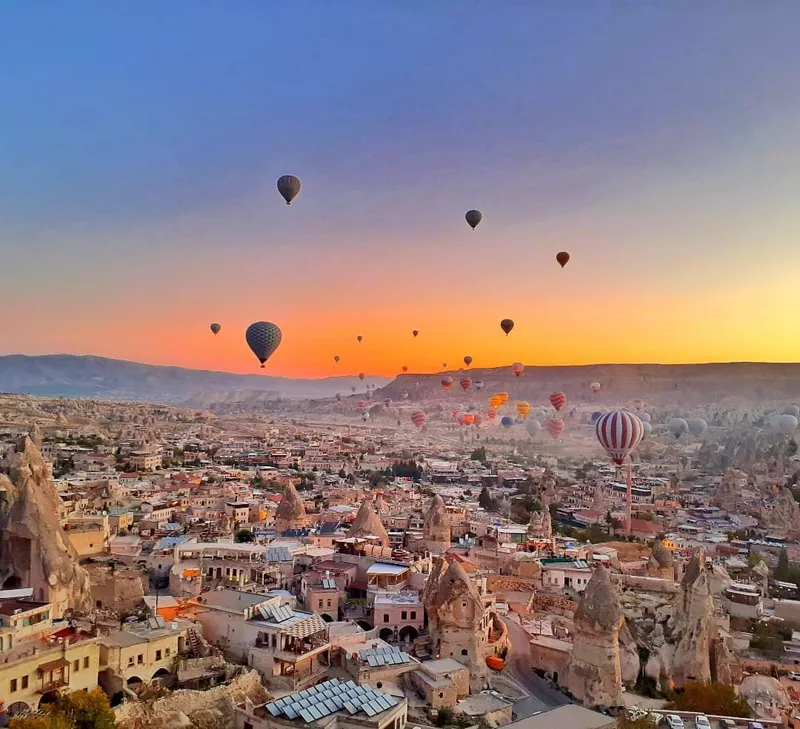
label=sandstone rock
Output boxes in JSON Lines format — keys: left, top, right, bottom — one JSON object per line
{"left": 423, "top": 494, "right": 451, "bottom": 554}
{"left": 274, "top": 481, "right": 307, "bottom": 533}
{"left": 348, "top": 497, "right": 389, "bottom": 546}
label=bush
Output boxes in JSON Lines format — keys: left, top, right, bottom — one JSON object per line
{"left": 669, "top": 681, "right": 751, "bottom": 717}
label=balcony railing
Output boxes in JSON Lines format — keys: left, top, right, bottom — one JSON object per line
{"left": 39, "top": 677, "right": 69, "bottom": 693}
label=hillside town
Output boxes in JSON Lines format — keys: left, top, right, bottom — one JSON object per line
{"left": 2, "top": 393, "right": 800, "bottom": 729}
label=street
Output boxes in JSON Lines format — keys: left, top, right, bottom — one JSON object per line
{"left": 501, "top": 616, "right": 571, "bottom": 719}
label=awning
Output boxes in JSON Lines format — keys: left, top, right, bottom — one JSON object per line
{"left": 38, "top": 658, "right": 69, "bottom": 673}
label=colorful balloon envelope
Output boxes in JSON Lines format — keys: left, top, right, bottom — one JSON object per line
{"left": 549, "top": 392, "right": 567, "bottom": 411}
{"left": 498, "top": 392, "right": 509, "bottom": 405}
{"left": 245, "top": 321, "right": 282, "bottom": 368}
{"left": 459, "top": 377, "right": 472, "bottom": 392}
{"left": 687, "top": 418, "right": 708, "bottom": 438}
{"left": 402, "top": 366, "right": 408, "bottom": 372}
{"left": 512, "top": 362, "right": 524, "bottom": 377}
{"left": 441, "top": 377, "right": 453, "bottom": 391}
{"left": 462, "top": 414, "right": 475, "bottom": 426}
{"left": 410, "top": 410, "right": 427, "bottom": 430}
{"left": 596, "top": 410, "right": 644, "bottom": 464}
{"left": 516, "top": 401, "right": 532, "bottom": 419}
{"left": 357, "top": 400, "right": 367, "bottom": 409}
{"left": 545, "top": 417, "right": 566, "bottom": 440}
{"left": 489, "top": 395, "right": 503, "bottom": 409}
{"left": 473, "top": 413, "right": 483, "bottom": 427}
{"left": 590, "top": 381, "right": 601, "bottom": 393}
{"left": 668, "top": 417, "right": 688, "bottom": 439}
{"left": 501, "top": 416, "right": 514, "bottom": 428}
{"left": 474, "top": 380, "right": 484, "bottom": 391}
{"left": 591, "top": 411, "right": 604, "bottom": 424}
{"left": 487, "top": 408, "right": 497, "bottom": 421}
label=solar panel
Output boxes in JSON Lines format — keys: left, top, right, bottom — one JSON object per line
{"left": 343, "top": 702, "right": 358, "bottom": 715}
{"left": 363, "top": 703, "right": 379, "bottom": 717}
{"left": 266, "top": 704, "right": 281, "bottom": 716}
{"left": 300, "top": 709, "right": 315, "bottom": 723}
{"left": 368, "top": 655, "right": 378, "bottom": 667}
{"left": 284, "top": 707, "right": 299, "bottom": 720}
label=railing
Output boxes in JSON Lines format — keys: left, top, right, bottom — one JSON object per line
{"left": 39, "top": 677, "right": 69, "bottom": 693}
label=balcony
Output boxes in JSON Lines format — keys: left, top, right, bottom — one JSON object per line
{"left": 39, "top": 676, "right": 69, "bottom": 693}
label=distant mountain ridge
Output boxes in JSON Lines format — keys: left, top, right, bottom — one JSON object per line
{"left": 0, "top": 354, "right": 389, "bottom": 403}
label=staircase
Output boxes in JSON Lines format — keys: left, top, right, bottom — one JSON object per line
{"left": 187, "top": 628, "right": 201, "bottom": 657}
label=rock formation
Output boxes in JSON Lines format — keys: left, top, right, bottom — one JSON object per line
{"left": 528, "top": 496, "right": 553, "bottom": 541}
{"left": 348, "top": 498, "right": 389, "bottom": 546}
{"left": 423, "top": 494, "right": 451, "bottom": 554}
{"left": 563, "top": 566, "right": 637, "bottom": 708}
{"left": 0, "top": 436, "right": 92, "bottom": 617}
{"left": 274, "top": 482, "right": 307, "bottom": 533}
{"left": 423, "top": 557, "right": 487, "bottom": 680}
{"left": 648, "top": 540, "right": 675, "bottom": 580}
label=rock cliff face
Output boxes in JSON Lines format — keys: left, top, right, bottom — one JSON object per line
{"left": 0, "top": 436, "right": 92, "bottom": 617}
{"left": 423, "top": 495, "right": 451, "bottom": 554}
{"left": 563, "top": 567, "right": 637, "bottom": 708}
{"left": 648, "top": 540, "right": 675, "bottom": 580}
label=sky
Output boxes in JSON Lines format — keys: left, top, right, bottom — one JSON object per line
{"left": 2, "top": 2, "right": 800, "bottom": 378}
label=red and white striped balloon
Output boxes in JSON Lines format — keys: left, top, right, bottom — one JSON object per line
{"left": 459, "top": 376, "right": 472, "bottom": 392}
{"left": 595, "top": 410, "right": 644, "bottom": 465}
{"left": 545, "top": 418, "right": 565, "bottom": 439}
{"left": 512, "top": 362, "right": 524, "bottom": 377}
{"left": 410, "top": 411, "right": 427, "bottom": 430}
{"left": 549, "top": 392, "right": 567, "bottom": 411}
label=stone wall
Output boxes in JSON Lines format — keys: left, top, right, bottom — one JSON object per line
{"left": 531, "top": 593, "right": 577, "bottom": 616}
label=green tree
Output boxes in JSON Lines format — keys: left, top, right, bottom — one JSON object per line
{"left": 470, "top": 446, "right": 487, "bottom": 464}
{"left": 616, "top": 716, "right": 658, "bottom": 729}
{"left": 234, "top": 529, "right": 254, "bottom": 543}
{"left": 11, "top": 689, "right": 116, "bottom": 729}
{"left": 669, "top": 681, "right": 751, "bottom": 717}
{"left": 776, "top": 548, "right": 792, "bottom": 582}
{"left": 478, "top": 486, "right": 499, "bottom": 511}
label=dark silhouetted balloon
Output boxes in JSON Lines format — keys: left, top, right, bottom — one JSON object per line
{"left": 500, "top": 319, "right": 514, "bottom": 335}
{"left": 412, "top": 330, "right": 419, "bottom": 338}
{"left": 245, "top": 322, "right": 282, "bottom": 368}
{"left": 556, "top": 251, "right": 570, "bottom": 268}
{"left": 277, "top": 175, "right": 301, "bottom": 205}
{"left": 210, "top": 323, "right": 221, "bottom": 335}
{"left": 465, "top": 210, "right": 482, "bottom": 230}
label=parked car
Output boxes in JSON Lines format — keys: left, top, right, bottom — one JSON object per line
{"left": 788, "top": 672, "right": 800, "bottom": 681}
{"left": 719, "top": 720, "right": 736, "bottom": 729}
{"left": 667, "top": 716, "right": 685, "bottom": 729}
{"left": 695, "top": 715, "right": 711, "bottom": 729}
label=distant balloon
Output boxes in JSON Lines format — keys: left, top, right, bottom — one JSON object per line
{"left": 489, "top": 395, "right": 503, "bottom": 409}
{"left": 525, "top": 419, "right": 542, "bottom": 437}
{"left": 459, "top": 376, "right": 472, "bottom": 392}
{"left": 771, "top": 414, "right": 799, "bottom": 434}
{"left": 277, "top": 174, "right": 301, "bottom": 205}
{"left": 351, "top": 386, "right": 357, "bottom": 393}
{"left": 549, "top": 392, "right": 567, "bottom": 411}
{"left": 545, "top": 418, "right": 565, "bottom": 440}
{"left": 639, "top": 412, "right": 651, "bottom": 423}
{"left": 334, "top": 355, "right": 340, "bottom": 364}
{"left": 402, "top": 366, "right": 408, "bottom": 372}
{"left": 512, "top": 362, "right": 524, "bottom": 377}
{"left": 668, "top": 418, "right": 689, "bottom": 439}
{"left": 442, "top": 362, "right": 448, "bottom": 369}
{"left": 633, "top": 399, "right": 645, "bottom": 411}
{"left": 402, "top": 393, "right": 409, "bottom": 400}
{"left": 462, "top": 414, "right": 475, "bottom": 426}
{"left": 335, "top": 393, "right": 342, "bottom": 402}
{"left": 784, "top": 405, "right": 800, "bottom": 419}
{"left": 642, "top": 421, "right": 652, "bottom": 439}
{"left": 556, "top": 251, "right": 570, "bottom": 268}
{"left": 441, "top": 376, "right": 453, "bottom": 392}
{"left": 474, "top": 380, "right": 484, "bottom": 391}
{"left": 410, "top": 410, "right": 427, "bottom": 430}
{"left": 500, "top": 319, "right": 515, "bottom": 336}
{"left": 498, "top": 392, "right": 509, "bottom": 405}
{"left": 210, "top": 323, "right": 221, "bottom": 335}
{"left": 359, "top": 373, "right": 365, "bottom": 381}
{"left": 487, "top": 408, "right": 497, "bottom": 422}
{"left": 516, "top": 401, "right": 532, "bottom": 419}
{"left": 357, "top": 400, "right": 367, "bottom": 409}
{"left": 245, "top": 321, "right": 283, "bottom": 368}
{"left": 501, "top": 416, "right": 514, "bottom": 429}
{"left": 463, "top": 355, "right": 473, "bottom": 367}
{"left": 357, "top": 335, "right": 363, "bottom": 343}
{"left": 591, "top": 411, "right": 604, "bottom": 424}
{"left": 596, "top": 410, "right": 644, "bottom": 464}
{"left": 465, "top": 209, "right": 483, "bottom": 230}
{"left": 384, "top": 398, "right": 392, "bottom": 407}
{"left": 412, "top": 330, "right": 419, "bottom": 338}
{"left": 590, "top": 381, "right": 601, "bottom": 393}
{"left": 687, "top": 418, "right": 708, "bottom": 438}
{"left": 361, "top": 411, "right": 370, "bottom": 422}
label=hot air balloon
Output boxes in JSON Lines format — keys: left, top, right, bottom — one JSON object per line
{"left": 412, "top": 330, "right": 419, "bottom": 338}
{"left": 357, "top": 335, "right": 363, "bottom": 343}
{"left": 498, "top": 392, "right": 509, "bottom": 405}
{"left": 487, "top": 408, "right": 497, "bottom": 422}
{"left": 384, "top": 398, "right": 392, "bottom": 407}
{"left": 516, "top": 401, "right": 532, "bottom": 419}
{"left": 595, "top": 410, "right": 644, "bottom": 464}
{"left": 784, "top": 405, "right": 800, "bottom": 418}
{"left": 500, "top": 319, "right": 514, "bottom": 336}
{"left": 462, "top": 414, "right": 475, "bottom": 426}
{"left": 639, "top": 412, "right": 651, "bottom": 423}
{"left": 474, "top": 380, "right": 484, "bottom": 391}
{"left": 402, "top": 366, "right": 408, "bottom": 372}
{"left": 351, "top": 386, "right": 357, "bottom": 393}
{"left": 335, "top": 393, "right": 342, "bottom": 402}
{"left": 410, "top": 410, "right": 427, "bottom": 430}
{"left": 441, "top": 377, "right": 453, "bottom": 392}
{"left": 545, "top": 418, "right": 565, "bottom": 439}
{"left": 402, "top": 393, "right": 409, "bottom": 399}
{"left": 361, "top": 411, "right": 370, "bottom": 422}
{"left": 442, "top": 362, "right": 448, "bottom": 369}
{"left": 463, "top": 355, "right": 473, "bottom": 367}
{"left": 245, "top": 321, "right": 283, "bottom": 368}
{"left": 771, "top": 414, "right": 799, "bottom": 434}
{"left": 210, "top": 323, "right": 221, "bottom": 335}
{"left": 591, "top": 411, "right": 603, "bottom": 424}
{"left": 668, "top": 418, "right": 689, "bottom": 439}
{"left": 512, "top": 362, "right": 524, "bottom": 377}
{"left": 549, "top": 392, "right": 567, "bottom": 411}
{"left": 459, "top": 376, "right": 472, "bottom": 392}
{"left": 633, "top": 399, "right": 645, "bottom": 411}
{"left": 556, "top": 251, "right": 570, "bottom": 268}
{"left": 526, "top": 419, "right": 542, "bottom": 437}
{"left": 473, "top": 413, "right": 483, "bottom": 427}
{"left": 465, "top": 210, "right": 482, "bottom": 230}
{"left": 332, "top": 356, "right": 340, "bottom": 365}
{"left": 358, "top": 372, "right": 365, "bottom": 381}
{"left": 642, "top": 422, "right": 652, "bottom": 438}
{"left": 357, "top": 399, "right": 367, "bottom": 409}
{"left": 501, "top": 416, "right": 514, "bottom": 429}
{"left": 277, "top": 175, "right": 301, "bottom": 205}
{"left": 687, "top": 418, "right": 708, "bottom": 438}
{"left": 590, "top": 381, "right": 601, "bottom": 393}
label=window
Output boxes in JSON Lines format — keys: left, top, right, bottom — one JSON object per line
{"left": 128, "top": 656, "right": 134, "bottom": 666}
{"left": 401, "top": 611, "right": 407, "bottom": 620}
{"left": 10, "top": 678, "right": 18, "bottom": 692}
{"left": 383, "top": 614, "right": 389, "bottom": 623}
{"left": 318, "top": 600, "right": 323, "bottom": 608}
{"left": 21, "top": 675, "right": 28, "bottom": 689}
{"left": 461, "top": 649, "right": 468, "bottom": 656}
{"left": 137, "top": 654, "right": 144, "bottom": 664}
{"left": 410, "top": 611, "right": 416, "bottom": 619}
{"left": 439, "top": 692, "right": 444, "bottom": 699}
{"left": 74, "top": 659, "right": 80, "bottom": 672}
{"left": 244, "top": 723, "right": 253, "bottom": 729}
{"left": 165, "top": 647, "right": 171, "bottom": 657}
{"left": 327, "top": 600, "right": 331, "bottom": 608}
{"left": 83, "top": 656, "right": 90, "bottom": 669}
{"left": 156, "top": 650, "right": 162, "bottom": 660}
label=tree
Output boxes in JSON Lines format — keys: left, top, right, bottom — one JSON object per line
{"left": 478, "top": 487, "right": 498, "bottom": 511}
{"left": 470, "top": 446, "right": 487, "bottom": 464}
{"left": 616, "top": 716, "right": 658, "bottom": 729}
{"left": 234, "top": 529, "right": 254, "bottom": 543}
{"left": 11, "top": 689, "right": 116, "bottom": 729}
{"left": 669, "top": 681, "right": 751, "bottom": 717}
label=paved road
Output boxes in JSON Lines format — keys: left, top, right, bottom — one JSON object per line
{"left": 501, "top": 616, "right": 571, "bottom": 719}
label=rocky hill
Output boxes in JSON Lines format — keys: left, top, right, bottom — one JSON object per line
{"left": 0, "top": 354, "right": 389, "bottom": 403}
{"left": 378, "top": 362, "right": 800, "bottom": 410}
